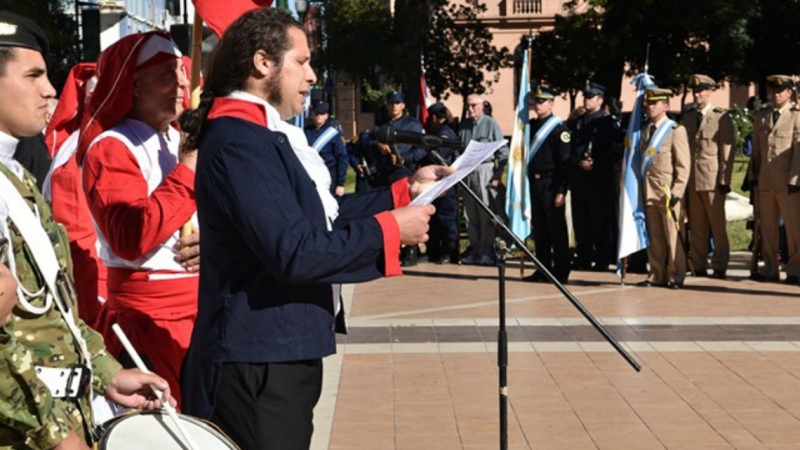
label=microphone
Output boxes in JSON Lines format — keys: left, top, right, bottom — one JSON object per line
{"left": 376, "top": 123, "right": 464, "bottom": 150}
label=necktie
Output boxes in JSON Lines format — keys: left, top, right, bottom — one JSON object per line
{"left": 648, "top": 124, "right": 656, "bottom": 141}
{"left": 696, "top": 112, "right": 703, "bottom": 130}
{"left": 773, "top": 109, "right": 780, "bottom": 127}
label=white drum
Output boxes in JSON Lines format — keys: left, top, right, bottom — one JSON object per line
{"left": 98, "top": 410, "right": 239, "bottom": 449}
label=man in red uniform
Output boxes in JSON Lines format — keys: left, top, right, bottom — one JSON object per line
{"left": 77, "top": 31, "right": 199, "bottom": 406}
{"left": 42, "top": 63, "right": 107, "bottom": 329}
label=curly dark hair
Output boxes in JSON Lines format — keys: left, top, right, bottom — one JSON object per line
{"left": 179, "top": 8, "right": 302, "bottom": 151}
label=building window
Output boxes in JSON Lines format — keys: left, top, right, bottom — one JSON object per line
{"left": 513, "top": 0, "right": 542, "bottom": 14}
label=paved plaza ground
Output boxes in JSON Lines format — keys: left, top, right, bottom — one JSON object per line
{"left": 310, "top": 252, "right": 800, "bottom": 450}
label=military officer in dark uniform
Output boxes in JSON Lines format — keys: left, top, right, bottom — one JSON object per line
{"left": 422, "top": 102, "right": 459, "bottom": 264}
{"left": 305, "top": 102, "right": 348, "bottom": 196}
{"left": 371, "top": 91, "right": 427, "bottom": 266}
{"left": 570, "top": 82, "right": 625, "bottom": 271}
{"left": 525, "top": 84, "right": 572, "bottom": 284}
{"left": 346, "top": 130, "right": 375, "bottom": 193}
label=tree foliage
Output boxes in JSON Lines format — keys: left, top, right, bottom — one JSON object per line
{"left": 325, "top": 0, "right": 393, "bottom": 84}
{"left": 530, "top": 6, "right": 606, "bottom": 110}
{"left": 0, "top": 0, "right": 81, "bottom": 95}
{"left": 423, "top": 0, "right": 513, "bottom": 106}
{"left": 742, "top": 0, "right": 800, "bottom": 95}
{"left": 537, "top": 0, "right": 758, "bottom": 102}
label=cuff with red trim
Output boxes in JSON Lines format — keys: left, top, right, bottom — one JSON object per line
{"left": 169, "top": 163, "right": 197, "bottom": 195}
{"left": 373, "top": 211, "right": 402, "bottom": 277}
{"left": 390, "top": 178, "right": 411, "bottom": 208}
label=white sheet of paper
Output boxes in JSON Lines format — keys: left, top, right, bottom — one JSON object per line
{"left": 410, "top": 139, "right": 508, "bottom": 206}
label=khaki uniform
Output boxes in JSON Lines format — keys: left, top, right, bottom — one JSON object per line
{"left": 0, "top": 165, "right": 121, "bottom": 449}
{"left": 681, "top": 104, "right": 735, "bottom": 274}
{"left": 749, "top": 104, "right": 800, "bottom": 279}
{"left": 642, "top": 119, "right": 691, "bottom": 285}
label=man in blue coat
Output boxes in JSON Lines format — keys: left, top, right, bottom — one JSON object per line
{"left": 304, "top": 101, "right": 348, "bottom": 196}
{"left": 179, "top": 9, "right": 452, "bottom": 450}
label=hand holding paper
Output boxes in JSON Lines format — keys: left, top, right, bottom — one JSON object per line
{"left": 410, "top": 139, "right": 509, "bottom": 206}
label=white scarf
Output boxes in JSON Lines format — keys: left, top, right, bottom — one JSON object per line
{"left": 0, "top": 131, "right": 23, "bottom": 181}
{"left": 227, "top": 91, "right": 339, "bottom": 230}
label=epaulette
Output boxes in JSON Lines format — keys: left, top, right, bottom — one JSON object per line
{"left": 791, "top": 105, "right": 800, "bottom": 112}
{"left": 672, "top": 123, "right": 681, "bottom": 129}
{"left": 713, "top": 107, "right": 726, "bottom": 113}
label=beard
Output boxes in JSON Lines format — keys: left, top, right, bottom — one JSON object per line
{"left": 265, "top": 69, "right": 283, "bottom": 110}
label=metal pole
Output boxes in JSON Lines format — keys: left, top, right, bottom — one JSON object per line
{"left": 495, "top": 239, "right": 509, "bottom": 450}
{"left": 427, "top": 150, "right": 641, "bottom": 372}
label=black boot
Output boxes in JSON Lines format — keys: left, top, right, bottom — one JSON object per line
{"left": 401, "top": 245, "right": 419, "bottom": 267}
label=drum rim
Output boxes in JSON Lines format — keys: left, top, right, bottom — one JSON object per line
{"left": 97, "top": 410, "right": 239, "bottom": 449}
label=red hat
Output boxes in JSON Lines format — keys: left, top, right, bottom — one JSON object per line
{"left": 77, "top": 31, "right": 181, "bottom": 164}
{"left": 44, "top": 62, "right": 97, "bottom": 157}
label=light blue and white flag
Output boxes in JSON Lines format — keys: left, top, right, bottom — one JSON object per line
{"left": 617, "top": 73, "right": 656, "bottom": 267}
{"left": 505, "top": 48, "right": 532, "bottom": 239}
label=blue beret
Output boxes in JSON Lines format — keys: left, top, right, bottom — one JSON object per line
{"left": 313, "top": 102, "right": 329, "bottom": 114}
{"left": 428, "top": 102, "right": 447, "bottom": 116}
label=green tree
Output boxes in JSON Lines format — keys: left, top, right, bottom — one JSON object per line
{"left": 0, "top": 0, "right": 81, "bottom": 95}
{"left": 325, "top": 0, "right": 393, "bottom": 84}
{"left": 742, "top": 0, "right": 800, "bottom": 98}
{"left": 423, "top": 0, "right": 513, "bottom": 116}
{"left": 390, "top": 0, "right": 430, "bottom": 120}
{"left": 530, "top": 6, "right": 607, "bottom": 111}
{"left": 548, "top": 0, "right": 756, "bottom": 106}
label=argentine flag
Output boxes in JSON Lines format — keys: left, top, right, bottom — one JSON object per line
{"left": 505, "top": 48, "right": 532, "bottom": 240}
{"left": 617, "top": 73, "right": 655, "bottom": 267}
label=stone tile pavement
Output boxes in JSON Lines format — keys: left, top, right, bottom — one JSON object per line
{"left": 311, "top": 253, "right": 800, "bottom": 450}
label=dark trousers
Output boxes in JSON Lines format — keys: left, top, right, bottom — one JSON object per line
{"left": 428, "top": 189, "right": 459, "bottom": 260}
{"left": 210, "top": 360, "right": 323, "bottom": 450}
{"left": 571, "top": 169, "right": 616, "bottom": 268}
{"left": 530, "top": 177, "right": 570, "bottom": 281}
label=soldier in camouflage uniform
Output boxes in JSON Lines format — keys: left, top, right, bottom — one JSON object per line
{"left": 0, "top": 11, "right": 173, "bottom": 449}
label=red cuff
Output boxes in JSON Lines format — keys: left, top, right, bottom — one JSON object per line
{"left": 170, "top": 163, "right": 196, "bottom": 195}
{"left": 373, "top": 211, "right": 402, "bottom": 277}
{"left": 391, "top": 178, "right": 411, "bottom": 208}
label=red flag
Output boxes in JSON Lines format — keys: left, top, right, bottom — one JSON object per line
{"left": 419, "top": 74, "right": 431, "bottom": 130}
{"left": 192, "top": 0, "right": 274, "bottom": 37}
{"left": 45, "top": 63, "right": 96, "bottom": 157}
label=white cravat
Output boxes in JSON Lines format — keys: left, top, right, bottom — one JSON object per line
{"left": 227, "top": 91, "right": 340, "bottom": 229}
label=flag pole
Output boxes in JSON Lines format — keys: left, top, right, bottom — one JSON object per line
{"left": 519, "top": 33, "right": 534, "bottom": 280}
{"left": 181, "top": 11, "right": 204, "bottom": 237}
{"left": 620, "top": 43, "right": 651, "bottom": 287}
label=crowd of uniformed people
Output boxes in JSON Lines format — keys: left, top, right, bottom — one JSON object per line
{"left": 344, "top": 76, "right": 800, "bottom": 289}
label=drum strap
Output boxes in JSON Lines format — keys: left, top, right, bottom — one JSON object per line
{"left": 0, "top": 175, "right": 94, "bottom": 388}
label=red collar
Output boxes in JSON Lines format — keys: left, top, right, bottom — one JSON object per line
{"left": 207, "top": 98, "right": 268, "bottom": 128}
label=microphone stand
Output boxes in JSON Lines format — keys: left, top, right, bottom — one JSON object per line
{"left": 494, "top": 237, "right": 511, "bottom": 450}
{"left": 427, "top": 150, "right": 641, "bottom": 371}
{"left": 426, "top": 149, "right": 641, "bottom": 450}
